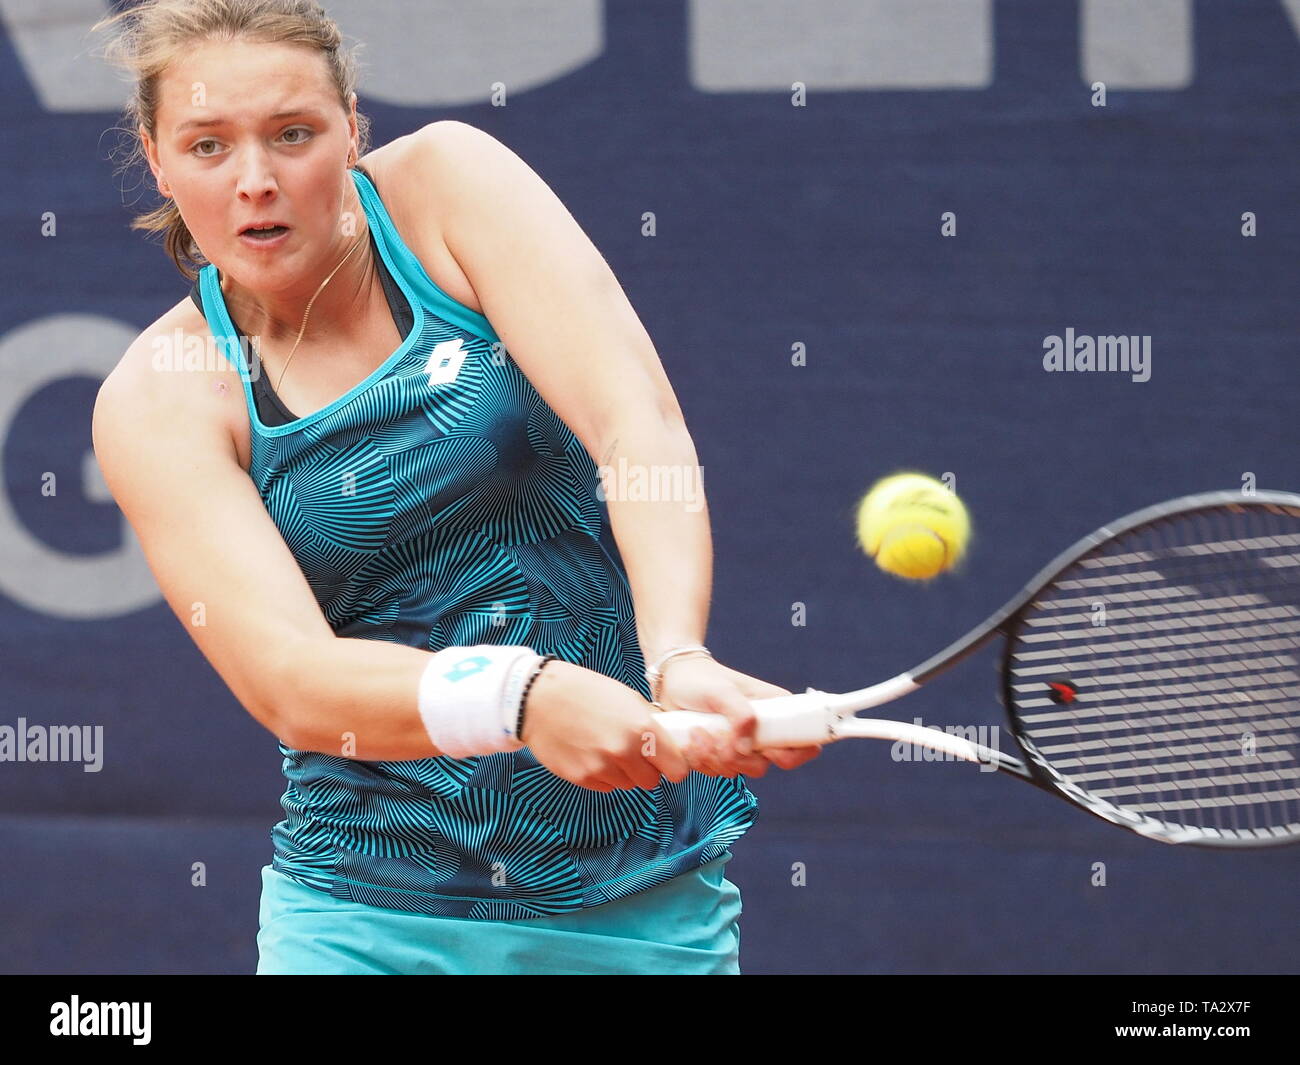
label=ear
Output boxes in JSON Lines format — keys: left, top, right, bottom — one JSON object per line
{"left": 346, "top": 91, "right": 359, "bottom": 165}
{"left": 139, "top": 124, "right": 171, "bottom": 198}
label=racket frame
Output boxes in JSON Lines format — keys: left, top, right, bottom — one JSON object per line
{"left": 911, "top": 489, "right": 1300, "bottom": 847}
{"left": 659, "top": 490, "right": 1300, "bottom": 848}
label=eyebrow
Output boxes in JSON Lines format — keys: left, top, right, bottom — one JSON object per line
{"left": 174, "top": 108, "right": 325, "bottom": 135}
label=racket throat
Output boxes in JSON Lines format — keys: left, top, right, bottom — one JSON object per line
{"left": 839, "top": 714, "right": 1030, "bottom": 777}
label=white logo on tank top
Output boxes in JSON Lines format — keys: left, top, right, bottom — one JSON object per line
{"left": 425, "top": 337, "right": 467, "bottom": 386}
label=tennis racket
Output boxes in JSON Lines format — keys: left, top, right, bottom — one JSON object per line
{"left": 656, "top": 490, "right": 1300, "bottom": 848}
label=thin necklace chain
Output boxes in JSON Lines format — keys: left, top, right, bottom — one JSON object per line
{"left": 249, "top": 231, "right": 369, "bottom": 395}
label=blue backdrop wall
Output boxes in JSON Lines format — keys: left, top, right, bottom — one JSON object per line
{"left": 0, "top": 0, "right": 1296, "bottom": 974}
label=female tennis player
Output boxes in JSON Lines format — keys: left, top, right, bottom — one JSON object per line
{"left": 90, "top": 0, "right": 818, "bottom": 975}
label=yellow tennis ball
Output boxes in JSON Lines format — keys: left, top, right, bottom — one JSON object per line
{"left": 856, "top": 473, "right": 970, "bottom": 580}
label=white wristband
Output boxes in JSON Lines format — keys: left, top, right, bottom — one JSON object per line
{"left": 417, "top": 645, "right": 543, "bottom": 758}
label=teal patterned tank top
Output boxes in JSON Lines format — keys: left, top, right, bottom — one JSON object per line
{"left": 194, "top": 166, "right": 759, "bottom": 918}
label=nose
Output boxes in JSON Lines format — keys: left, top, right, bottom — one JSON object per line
{"left": 233, "top": 145, "right": 279, "bottom": 203}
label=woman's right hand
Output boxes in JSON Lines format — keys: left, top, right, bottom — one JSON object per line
{"left": 518, "top": 659, "right": 692, "bottom": 791}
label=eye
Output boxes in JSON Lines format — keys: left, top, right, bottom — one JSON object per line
{"left": 190, "top": 139, "right": 222, "bottom": 158}
{"left": 280, "top": 127, "right": 313, "bottom": 145}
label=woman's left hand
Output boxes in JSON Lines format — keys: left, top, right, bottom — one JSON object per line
{"left": 653, "top": 656, "right": 822, "bottom": 779}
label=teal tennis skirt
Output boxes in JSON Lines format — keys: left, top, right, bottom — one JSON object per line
{"left": 256, "top": 851, "right": 742, "bottom": 975}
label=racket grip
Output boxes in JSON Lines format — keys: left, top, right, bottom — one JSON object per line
{"left": 651, "top": 691, "right": 836, "bottom": 750}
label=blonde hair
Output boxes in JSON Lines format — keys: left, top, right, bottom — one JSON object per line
{"left": 93, "top": 0, "right": 371, "bottom": 280}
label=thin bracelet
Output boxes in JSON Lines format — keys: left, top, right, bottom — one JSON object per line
{"left": 515, "top": 654, "right": 557, "bottom": 740}
{"left": 645, "top": 644, "right": 712, "bottom": 703}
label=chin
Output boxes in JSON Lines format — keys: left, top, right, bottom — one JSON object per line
{"left": 229, "top": 246, "right": 299, "bottom": 280}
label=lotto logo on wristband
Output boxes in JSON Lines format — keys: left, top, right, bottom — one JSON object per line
{"left": 418, "top": 645, "right": 539, "bottom": 758}
{"left": 442, "top": 654, "right": 492, "bottom": 683}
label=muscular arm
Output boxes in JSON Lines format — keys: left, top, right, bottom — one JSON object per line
{"left": 91, "top": 331, "right": 671, "bottom": 782}
{"left": 597, "top": 417, "right": 715, "bottom": 670}
{"left": 275, "top": 637, "right": 439, "bottom": 759}
{"left": 405, "top": 121, "right": 718, "bottom": 674}
{"left": 92, "top": 338, "right": 450, "bottom": 761}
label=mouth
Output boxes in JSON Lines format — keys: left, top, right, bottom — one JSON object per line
{"left": 239, "top": 222, "right": 291, "bottom": 244}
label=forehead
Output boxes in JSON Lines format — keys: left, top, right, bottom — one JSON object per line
{"left": 157, "top": 39, "right": 337, "bottom": 124}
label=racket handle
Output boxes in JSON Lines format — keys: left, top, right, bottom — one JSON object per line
{"left": 652, "top": 690, "right": 836, "bottom": 750}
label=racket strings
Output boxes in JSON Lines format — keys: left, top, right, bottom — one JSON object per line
{"left": 1006, "top": 502, "right": 1300, "bottom": 843}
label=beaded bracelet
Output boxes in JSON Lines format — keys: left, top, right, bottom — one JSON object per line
{"left": 514, "top": 654, "right": 557, "bottom": 741}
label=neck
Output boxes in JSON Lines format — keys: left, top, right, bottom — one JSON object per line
{"left": 219, "top": 180, "right": 376, "bottom": 348}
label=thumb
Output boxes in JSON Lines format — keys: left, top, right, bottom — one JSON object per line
{"left": 703, "top": 685, "right": 759, "bottom": 755}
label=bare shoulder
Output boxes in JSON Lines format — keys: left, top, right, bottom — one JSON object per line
{"left": 356, "top": 123, "right": 456, "bottom": 236}
{"left": 94, "top": 295, "right": 246, "bottom": 460}
{"left": 358, "top": 120, "right": 498, "bottom": 218}
{"left": 101, "top": 297, "right": 207, "bottom": 401}
{"left": 368, "top": 121, "right": 581, "bottom": 247}
{"left": 383, "top": 121, "right": 533, "bottom": 218}
{"left": 358, "top": 122, "right": 494, "bottom": 315}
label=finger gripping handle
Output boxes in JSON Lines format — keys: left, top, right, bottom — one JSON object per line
{"left": 653, "top": 690, "right": 835, "bottom": 750}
